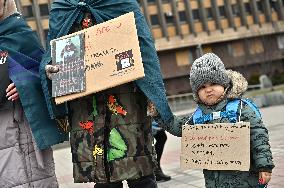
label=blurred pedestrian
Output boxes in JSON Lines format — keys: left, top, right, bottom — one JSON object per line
{"left": 152, "top": 121, "right": 171, "bottom": 182}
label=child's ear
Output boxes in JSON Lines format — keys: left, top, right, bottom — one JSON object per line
{"left": 0, "top": 0, "right": 18, "bottom": 21}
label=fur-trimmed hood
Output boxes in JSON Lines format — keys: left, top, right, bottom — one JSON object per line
{"left": 0, "top": 0, "right": 17, "bottom": 21}
{"left": 226, "top": 69, "right": 248, "bottom": 99}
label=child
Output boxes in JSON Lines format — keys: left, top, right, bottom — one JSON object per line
{"left": 154, "top": 53, "right": 275, "bottom": 188}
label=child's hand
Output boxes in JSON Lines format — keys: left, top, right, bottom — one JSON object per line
{"left": 6, "top": 83, "right": 19, "bottom": 101}
{"left": 259, "top": 171, "right": 272, "bottom": 184}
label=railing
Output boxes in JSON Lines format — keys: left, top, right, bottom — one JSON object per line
{"left": 247, "top": 84, "right": 261, "bottom": 91}
{"left": 167, "top": 93, "right": 196, "bottom": 112}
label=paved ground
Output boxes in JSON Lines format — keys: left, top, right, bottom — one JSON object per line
{"left": 53, "top": 104, "right": 284, "bottom": 188}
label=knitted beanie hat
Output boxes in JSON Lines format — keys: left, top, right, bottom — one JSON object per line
{"left": 190, "top": 53, "right": 231, "bottom": 96}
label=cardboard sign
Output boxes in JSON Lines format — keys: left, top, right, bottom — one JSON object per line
{"left": 52, "top": 12, "right": 144, "bottom": 104}
{"left": 181, "top": 122, "right": 250, "bottom": 171}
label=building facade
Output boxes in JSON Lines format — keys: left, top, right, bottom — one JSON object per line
{"left": 15, "top": 0, "right": 50, "bottom": 47}
{"left": 16, "top": 0, "right": 284, "bottom": 95}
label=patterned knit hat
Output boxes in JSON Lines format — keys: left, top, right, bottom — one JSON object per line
{"left": 190, "top": 53, "right": 231, "bottom": 96}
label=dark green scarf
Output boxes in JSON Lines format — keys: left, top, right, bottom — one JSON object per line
{"left": 0, "top": 13, "right": 68, "bottom": 149}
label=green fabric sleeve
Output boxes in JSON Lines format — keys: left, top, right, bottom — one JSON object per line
{"left": 154, "top": 114, "right": 193, "bottom": 137}
{"left": 240, "top": 103, "right": 275, "bottom": 171}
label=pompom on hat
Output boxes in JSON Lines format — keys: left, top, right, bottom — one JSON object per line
{"left": 190, "top": 53, "right": 231, "bottom": 99}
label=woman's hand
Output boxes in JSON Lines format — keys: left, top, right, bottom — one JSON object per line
{"left": 45, "top": 65, "right": 60, "bottom": 80}
{"left": 6, "top": 83, "right": 19, "bottom": 101}
{"left": 259, "top": 171, "right": 272, "bottom": 185}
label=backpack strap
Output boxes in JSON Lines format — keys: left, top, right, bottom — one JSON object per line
{"left": 192, "top": 99, "right": 241, "bottom": 124}
{"left": 192, "top": 107, "right": 203, "bottom": 124}
{"left": 224, "top": 99, "right": 240, "bottom": 123}
{"left": 241, "top": 99, "right": 261, "bottom": 118}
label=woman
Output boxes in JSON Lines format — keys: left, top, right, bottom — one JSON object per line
{"left": 0, "top": 0, "right": 68, "bottom": 187}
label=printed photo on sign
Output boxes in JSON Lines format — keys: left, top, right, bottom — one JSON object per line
{"left": 116, "top": 50, "right": 134, "bottom": 71}
{"left": 51, "top": 33, "right": 86, "bottom": 97}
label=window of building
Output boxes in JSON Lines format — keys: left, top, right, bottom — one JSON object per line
{"left": 150, "top": 15, "right": 160, "bottom": 26}
{"left": 206, "top": 8, "right": 213, "bottom": 19}
{"left": 188, "top": 50, "right": 194, "bottom": 65}
{"left": 147, "top": 0, "right": 155, "bottom": 4}
{"left": 192, "top": 9, "right": 200, "bottom": 20}
{"left": 270, "top": 0, "right": 278, "bottom": 11}
{"left": 228, "top": 41, "right": 245, "bottom": 57}
{"left": 179, "top": 11, "right": 186, "bottom": 22}
{"left": 39, "top": 4, "right": 49, "bottom": 16}
{"left": 219, "top": 6, "right": 226, "bottom": 17}
{"left": 21, "top": 5, "right": 34, "bottom": 18}
{"left": 277, "top": 35, "right": 284, "bottom": 49}
{"left": 244, "top": 3, "right": 252, "bottom": 14}
{"left": 249, "top": 38, "right": 264, "bottom": 55}
{"left": 175, "top": 49, "right": 193, "bottom": 66}
{"left": 44, "top": 29, "right": 49, "bottom": 39}
{"left": 232, "top": 4, "right": 240, "bottom": 16}
{"left": 257, "top": 1, "right": 264, "bottom": 12}
{"left": 165, "top": 12, "right": 174, "bottom": 24}
{"left": 202, "top": 46, "right": 213, "bottom": 54}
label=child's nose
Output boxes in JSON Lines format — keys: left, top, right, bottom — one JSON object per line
{"left": 205, "top": 87, "right": 213, "bottom": 92}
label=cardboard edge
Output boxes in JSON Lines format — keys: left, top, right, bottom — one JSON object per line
{"left": 55, "top": 73, "right": 145, "bottom": 104}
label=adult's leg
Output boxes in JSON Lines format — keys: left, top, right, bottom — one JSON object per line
{"left": 127, "top": 174, "right": 157, "bottom": 188}
{"left": 153, "top": 130, "right": 171, "bottom": 182}
{"left": 94, "top": 181, "right": 123, "bottom": 188}
{"left": 154, "top": 130, "right": 167, "bottom": 167}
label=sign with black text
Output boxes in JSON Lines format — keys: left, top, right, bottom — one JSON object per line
{"left": 52, "top": 12, "right": 144, "bottom": 104}
{"left": 181, "top": 122, "right": 250, "bottom": 171}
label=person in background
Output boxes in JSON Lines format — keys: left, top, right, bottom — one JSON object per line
{"left": 152, "top": 120, "right": 171, "bottom": 182}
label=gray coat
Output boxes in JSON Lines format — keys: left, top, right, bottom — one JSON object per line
{"left": 156, "top": 70, "right": 275, "bottom": 188}
{"left": 0, "top": 102, "right": 58, "bottom": 188}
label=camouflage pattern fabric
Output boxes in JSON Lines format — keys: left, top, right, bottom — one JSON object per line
{"left": 69, "top": 83, "right": 156, "bottom": 183}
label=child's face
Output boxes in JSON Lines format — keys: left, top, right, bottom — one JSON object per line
{"left": 197, "top": 83, "right": 225, "bottom": 105}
